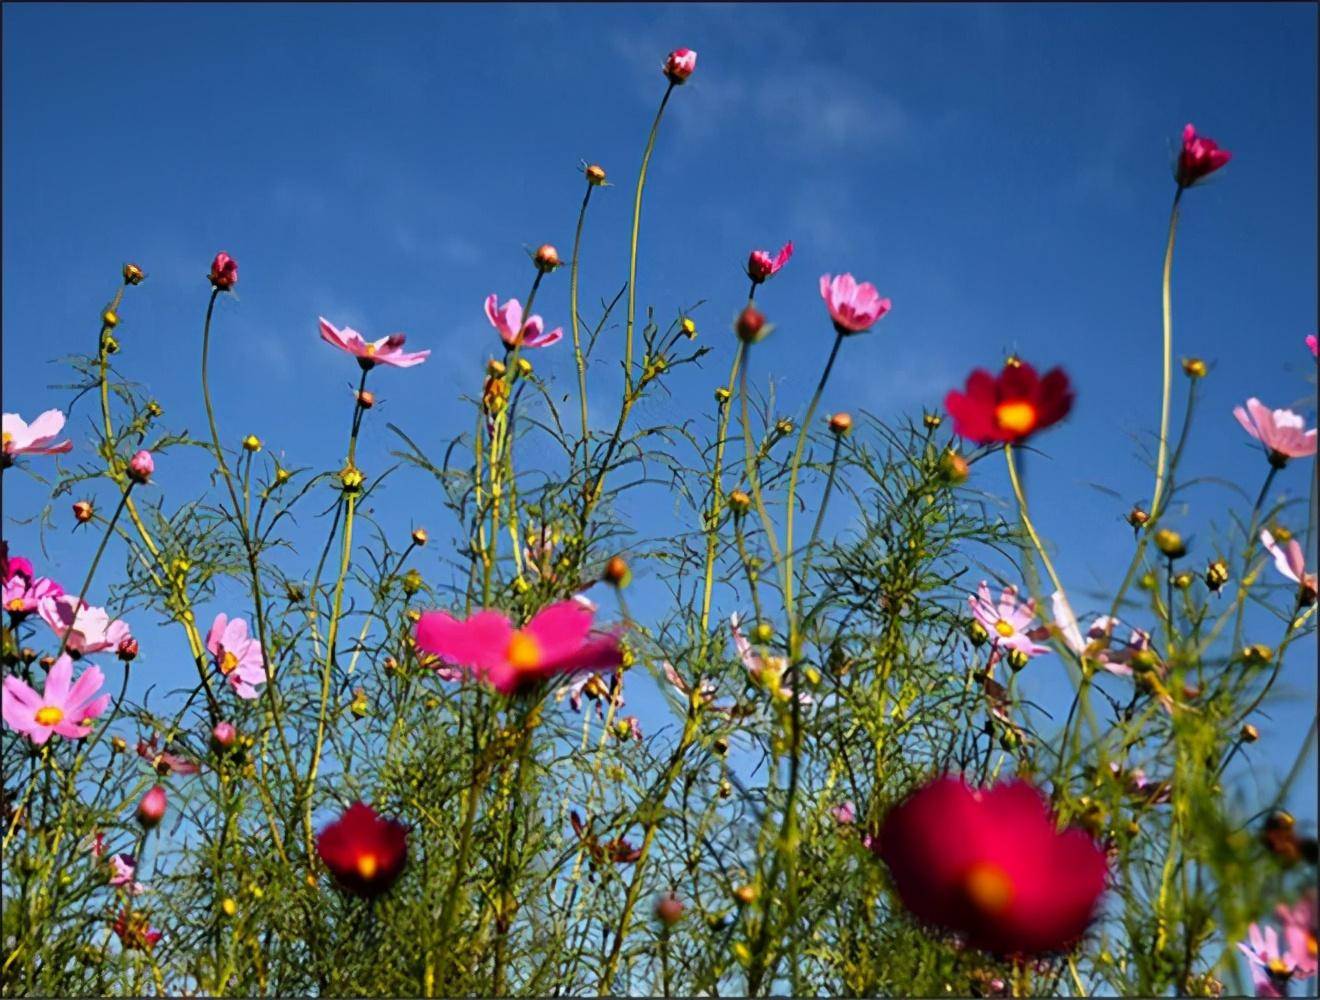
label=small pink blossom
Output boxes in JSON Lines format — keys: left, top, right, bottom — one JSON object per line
{"left": 1261, "top": 530, "right": 1317, "bottom": 602}
{"left": 206, "top": 613, "right": 267, "bottom": 700}
{"left": 2, "top": 655, "right": 110, "bottom": 745}
{"left": 2, "top": 551, "right": 63, "bottom": 619}
{"left": 137, "top": 735, "right": 201, "bottom": 776}
{"left": 1239, "top": 922, "right": 1304, "bottom": 997}
{"left": 555, "top": 671, "right": 621, "bottom": 718}
{"left": 618, "top": 715, "right": 643, "bottom": 741}
{"left": 1307, "top": 335, "right": 1318, "bottom": 359}
{"left": 969, "top": 582, "right": 1049, "bottom": 659}
{"left": 1277, "top": 890, "right": 1318, "bottom": 980}
{"left": 731, "top": 614, "right": 812, "bottom": 705}
{"left": 108, "top": 853, "right": 145, "bottom": 895}
{"left": 747, "top": 242, "right": 793, "bottom": 284}
{"left": 1176, "top": 124, "right": 1231, "bottom": 188}
{"left": 318, "top": 317, "right": 430, "bottom": 369}
{"left": 1234, "top": 398, "right": 1317, "bottom": 465}
{"left": 830, "top": 801, "right": 856, "bottom": 825}
{"left": 484, "top": 295, "right": 562, "bottom": 350}
{"left": 415, "top": 600, "right": 623, "bottom": 697}
{"left": 1050, "top": 592, "right": 1152, "bottom": 677}
{"left": 209, "top": 252, "right": 238, "bottom": 290}
{"left": 38, "top": 596, "right": 132, "bottom": 656}
{"left": 661, "top": 660, "right": 729, "bottom": 713}
{"left": 663, "top": 48, "right": 697, "bottom": 84}
{"left": 127, "top": 450, "right": 154, "bottom": 484}
{"left": 819, "top": 273, "right": 891, "bottom": 335}
{"left": 2, "top": 409, "right": 73, "bottom": 463}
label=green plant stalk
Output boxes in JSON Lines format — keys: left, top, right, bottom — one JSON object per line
{"left": 570, "top": 180, "right": 596, "bottom": 448}
{"left": 53, "top": 485, "right": 131, "bottom": 661}
{"left": 697, "top": 351, "right": 743, "bottom": 657}
{"left": 1150, "top": 187, "right": 1184, "bottom": 520}
{"left": 737, "top": 343, "right": 784, "bottom": 575}
{"left": 624, "top": 81, "right": 675, "bottom": 393}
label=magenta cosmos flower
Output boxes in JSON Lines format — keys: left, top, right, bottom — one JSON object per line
{"left": 820, "top": 273, "right": 891, "bottom": 335}
{"left": 1278, "top": 890, "right": 1318, "bottom": 980}
{"left": 873, "top": 775, "right": 1108, "bottom": 956}
{"left": 415, "top": 599, "right": 623, "bottom": 696}
{"left": 1307, "top": 335, "right": 1318, "bottom": 358}
{"left": 209, "top": 252, "right": 238, "bottom": 291}
{"left": 3, "top": 551, "right": 63, "bottom": 619}
{"left": 3, "top": 655, "right": 111, "bottom": 744}
{"left": 663, "top": 47, "right": 697, "bottom": 84}
{"left": 1261, "top": 529, "right": 1317, "bottom": 604}
{"left": 946, "top": 362, "right": 1074, "bottom": 445}
{"left": 747, "top": 242, "right": 793, "bottom": 284}
{"left": 318, "top": 317, "right": 430, "bottom": 370}
{"left": 484, "top": 294, "right": 563, "bottom": 350}
{"left": 1234, "top": 398, "right": 1317, "bottom": 465}
{"left": 1175, "top": 124, "right": 1231, "bottom": 188}
{"left": 3, "top": 409, "right": 73, "bottom": 465}
{"left": 969, "top": 583, "right": 1049, "bottom": 659}
{"left": 206, "top": 613, "right": 267, "bottom": 699}
{"left": 39, "top": 596, "right": 132, "bottom": 656}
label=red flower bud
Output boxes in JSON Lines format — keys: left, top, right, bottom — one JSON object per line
{"left": 136, "top": 785, "right": 167, "bottom": 828}
{"left": 73, "top": 500, "right": 95, "bottom": 524}
{"left": 662, "top": 48, "right": 697, "bottom": 84}
{"left": 534, "top": 244, "right": 562, "bottom": 272}
{"left": 211, "top": 722, "right": 237, "bottom": 751}
{"left": 126, "top": 450, "right": 154, "bottom": 484}
{"left": 655, "top": 893, "right": 684, "bottom": 926}
{"left": 117, "top": 637, "right": 139, "bottom": 662}
{"left": 735, "top": 304, "right": 770, "bottom": 344}
{"left": 209, "top": 252, "right": 238, "bottom": 290}
{"left": 1175, "top": 124, "right": 1231, "bottom": 188}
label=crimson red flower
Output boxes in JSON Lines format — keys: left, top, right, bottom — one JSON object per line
{"left": 872, "top": 776, "right": 1107, "bottom": 956}
{"left": 209, "top": 252, "right": 238, "bottom": 291}
{"left": 747, "top": 242, "right": 793, "bottom": 284}
{"left": 944, "top": 361, "right": 1073, "bottom": 445}
{"left": 316, "top": 802, "right": 408, "bottom": 897}
{"left": 1176, "top": 124, "right": 1231, "bottom": 188}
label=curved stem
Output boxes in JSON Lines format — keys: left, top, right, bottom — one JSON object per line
{"left": 697, "top": 351, "right": 744, "bottom": 659}
{"left": 624, "top": 82, "right": 675, "bottom": 393}
{"left": 1150, "top": 187, "right": 1183, "bottom": 519}
{"left": 55, "top": 486, "right": 132, "bottom": 661}
{"left": 570, "top": 182, "right": 595, "bottom": 449}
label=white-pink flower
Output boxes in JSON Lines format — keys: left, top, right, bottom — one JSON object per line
{"left": 1239, "top": 922, "right": 1307, "bottom": 997}
{"left": 108, "top": 853, "right": 145, "bottom": 896}
{"left": 38, "top": 596, "right": 132, "bottom": 656}
{"left": 1050, "top": 591, "right": 1152, "bottom": 677}
{"left": 1277, "top": 890, "right": 1318, "bottom": 980}
{"left": 318, "top": 317, "right": 430, "bottom": 369}
{"left": 730, "top": 614, "right": 812, "bottom": 705}
{"left": 206, "top": 613, "right": 267, "bottom": 699}
{"left": 2, "top": 655, "right": 111, "bottom": 745}
{"left": 1260, "top": 530, "right": 1317, "bottom": 603}
{"left": 3, "top": 409, "right": 73, "bottom": 463}
{"left": 819, "top": 273, "right": 891, "bottom": 335}
{"left": 1234, "top": 398, "right": 1317, "bottom": 464}
{"left": 484, "top": 294, "right": 562, "bottom": 349}
{"left": 969, "top": 583, "right": 1049, "bottom": 659}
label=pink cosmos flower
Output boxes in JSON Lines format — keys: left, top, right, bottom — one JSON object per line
{"left": 1277, "top": 890, "right": 1318, "bottom": 980}
{"left": 831, "top": 801, "right": 857, "bottom": 825}
{"left": 38, "top": 596, "right": 132, "bottom": 656}
{"left": 1234, "top": 398, "right": 1317, "bottom": 465}
{"left": 661, "top": 660, "right": 729, "bottom": 714}
{"left": 2, "top": 552, "right": 63, "bottom": 619}
{"left": 318, "top": 317, "right": 430, "bottom": 369}
{"left": 1261, "top": 530, "right": 1318, "bottom": 603}
{"left": 1239, "top": 922, "right": 1303, "bottom": 997}
{"left": 209, "top": 252, "right": 238, "bottom": 291}
{"left": 414, "top": 600, "right": 623, "bottom": 696}
{"left": 1176, "top": 124, "right": 1231, "bottom": 188}
{"left": 1307, "top": 335, "right": 1318, "bottom": 359}
{"left": 3, "top": 655, "right": 111, "bottom": 744}
{"left": 663, "top": 48, "right": 697, "bottom": 84}
{"left": 127, "top": 450, "right": 154, "bottom": 484}
{"left": 731, "top": 614, "right": 812, "bottom": 705}
{"left": 2, "top": 409, "right": 73, "bottom": 463}
{"left": 1050, "top": 592, "right": 1153, "bottom": 678}
{"left": 969, "top": 583, "right": 1049, "bottom": 659}
{"left": 137, "top": 734, "right": 201, "bottom": 776}
{"left": 819, "top": 273, "right": 891, "bottom": 335}
{"left": 555, "top": 671, "right": 621, "bottom": 718}
{"left": 206, "top": 613, "right": 267, "bottom": 700}
{"left": 484, "top": 295, "right": 563, "bottom": 350}
{"left": 747, "top": 242, "right": 793, "bottom": 284}
{"left": 618, "top": 715, "right": 643, "bottom": 742}
{"left": 108, "top": 853, "right": 145, "bottom": 895}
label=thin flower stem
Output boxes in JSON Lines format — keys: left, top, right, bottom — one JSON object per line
{"left": 738, "top": 343, "right": 784, "bottom": 573}
{"left": 1150, "top": 187, "right": 1184, "bottom": 520}
{"left": 698, "top": 350, "right": 743, "bottom": 658}
{"left": 54, "top": 485, "right": 131, "bottom": 662}
{"left": 570, "top": 181, "right": 596, "bottom": 449}
{"left": 1003, "top": 444, "right": 1067, "bottom": 601}
{"left": 624, "top": 81, "right": 675, "bottom": 393}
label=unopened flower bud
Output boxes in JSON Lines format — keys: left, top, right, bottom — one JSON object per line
{"left": 923, "top": 412, "right": 943, "bottom": 430}
{"left": 1173, "top": 571, "right": 1194, "bottom": 590}
{"left": 356, "top": 389, "right": 375, "bottom": 409}
{"left": 941, "top": 450, "right": 969, "bottom": 485}
{"left": 654, "top": 893, "right": 684, "bottom": 926}
{"left": 968, "top": 620, "right": 990, "bottom": 646}
{"left": 727, "top": 489, "right": 751, "bottom": 515}
{"left": 402, "top": 568, "right": 423, "bottom": 596}
{"left": 209, "top": 252, "right": 238, "bottom": 291}
{"left": 101, "top": 332, "right": 119, "bottom": 355}
{"left": 1181, "top": 357, "right": 1207, "bottom": 379}
{"left": 411, "top": 527, "right": 428, "bottom": 546}
{"left": 241, "top": 434, "right": 262, "bottom": 453}
{"left": 714, "top": 387, "right": 731, "bottom": 405}
{"left": 136, "top": 785, "right": 167, "bottom": 828}
{"left": 101, "top": 309, "right": 119, "bottom": 330}
{"left": 73, "top": 500, "right": 95, "bottom": 524}
{"left": 350, "top": 688, "right": 369, "bottom": 718}
{"left": 382, "top": 655, "right": 398, "bottom": 673}
{"left": 1241, "top": 643, "right": 1273, "bottom": 665}
{"left": 775, "top": 418, "right": 793, "bottom": 436}
{"left": 39, "top": 655, "right": 55, "bottom": 669}
{"left": 829, "top": 412, "right": 853, "bottom": 436}
{"left": 1128, "top": 507, "right": 1150, "bottom": 528}
{"left": 585, "top": 163, "right": 607, "bottom": 186}
{"left": 127, "top": 450, "right": 154, "bottom": 484}
{"left": 487, "top": 358, "right": 507, "bottom": 377}
{"left": 116, "top": 637, "right": 139, "bottom": 662}
{"left": 274, "top": 467, "right": 292, "bottom": 485}
{"left": 516, "top": 357, "right": 533, "bottom": 378}
{"left": 211, "top": 722, "right": 237, "bottom": 751}
{"left": 735, "top": 304, "right": 771, "bottom": 344}
{"left": 680, "top": 316, "right": 697, "bottom": 339}
{"left": 1154, "top": 529, "right": 1186, "bottom": 559}
{"left": 1240, "top": 723, "right": 1260, "bottom": 743}
{"left": 751, "top": 622, "right": 774, "bottom": 644}
{"left": 111, "top": 735, "right": 127, "bottom": 754}
{"left": 1007, "top": 648, "right": 1029, "bottom": 673}
{"left": 662, "top": 47, "right": 697, "bottom": 84}
{"left": 533, "top": 244, "right": 561, "bottom": 272}
{"left": 1130, "top": 649, "right": 1160, "bottom": 674}
{"left": 712, "top": 735, "right": 729, "bottom": 755}
{"left": 406, "top": 608, "right": 421, "bottom": 623}
{"left": 122, "top": 263, "right": 146, "bottom": 285}
{"left": 718, "top": 778, "right": 732, "bottom": 799}
{"left": 604, "top": 555, "right": 631, "bottom": 588}
{"left": 20, "top": 647, "right": 36, "bottom": 664}
{"left": 221, "top": 897, "right": 238, "bottom": 917}
{"left": 734, "top": 884, "right": 757, "bottom": 905}
{"left": 339, "top": 465, "right": 364, "bottom": 492}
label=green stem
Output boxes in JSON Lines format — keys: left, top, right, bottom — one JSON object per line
{"left": 570, "top": 182, "right": 596, "bottom": 449}
{"left": 55, "top": 486, "right": 132, "bottom": 661}
{"left": 624, "top": 81, "right": 675, "bottom": 393}
{"left": 1150, "top": 187, "right": 1183, "bottom": 520}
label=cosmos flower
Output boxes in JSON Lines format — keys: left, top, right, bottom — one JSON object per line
{"left": 318, "top": 317, "right": 430, "bottom": 369}
{"left": 415, "top": 600, "right": 623, "bottom": 696}
{"left": 1260, "top": 530, "right": 1317, "bottom": 604}
{"left": 38, "top": 595, "right": 132, "bottom": 656}
{"left": 1234, "top": 398, "right": 1317, "bottom": 465}
{"left": 1277, "top": 890, "right": 1318, "bottom": 980}
{"left": 316, "top": 802, "right": 408, "bottom": 898}
{"left": 1050, "top": 592, "right": 1153, "bottom": 677}
{"left": 662, "top": 47, "right": 697, "bottom": 84}
{"left": 2, "top": 409, "right": 73, "bottom": 463}
{"left": 819, "top": 273, "right": 891, "bottom": 335}
{"left": 2, "top": 655, "right": 110, "bottom": 745}
{"left": 969, "top": 583, "right": 1050, "bottom": 659}
{"left": 946, "top": 361, "right": 1073, "bottom": 445}
{"left": 872, "top": 775, "right": 1108, "bottom": 956}
{"left": 1238, "top": 922, "right": 1307, "bottom": 997}
{"left": 747, "top": 242, "right": 793, "bottom": 284}
{"left": 209, "top": 252, "right": 238, "bottom": 291}
{"left": 2, "top": 551, "right": 63, "bottom": 619}
{"left": 484, "top": 295, "right": 563, "bottom": 350}
{"left": 555, "top": 671, "right": 621, "bottom": 718}
{"left": 1175, "top": 124, "right": 1231, "bottom": 188}
{"left": 108, "top": 854, "right": 145, "bottom": 896}
{"left": 113, "top": 910, "right": 162, "bottom": 951}
{"left": 206, "top": 613, "right": 267, "bottom": 700}
{"left": 730, "top": 614, "right": 812, "bottom": 705}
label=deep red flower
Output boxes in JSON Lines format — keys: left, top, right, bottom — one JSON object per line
{"left": 872, "top": 776, "right": 1108, "bottom": 956}
{"left": 747, "top": 242, "right": 793, "bottom": 284}
{"left": 113, "top": 910, "right": 162, "bottom": 951}
{"left": 209, "top": 252, "right": 238, "bottom": 291}
{"left": 944, "top": 361, "right": 1073, "bottom": 445}
{"left": 1176, "top": 124, "right": 1231, "bottom": 188}
{"left": 316, "top": 802, "right": 408, "bottom": 897}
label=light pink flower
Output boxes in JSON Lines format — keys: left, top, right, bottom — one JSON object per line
{"left": 1307, "top": 335, "right": 1318, "bottom": 359}
{"left": 747, "top": 242, "right": 793, "bottom": 284}
{"left": 969, "top": 583, "right": 1049, "bottom": 659}
{"left": 2, "top": 552, "right": 63, "bottom": 619}
{"left": 415, "top": 600, "right": 623, "bottom": 696}
{"left": 127, "top": 450, "right": 154, "bottom": 484}
{"left": 3, "top": 409, "right": 73, "bottom": 462}
{"left": 38, "top": 596, "right": 132, "bottom": 656}
{"left": 318, "top": 317, "right": 430, "bottom": 369}
{"left": 1050, "top": 592, "right": 1152, "bottom": 677}
{"left": 662, "top": 48, "right": 697, "bottom": 84}
{"left": 1234, "top": 398, "right": 1317, "bottom": 464}
{"left": 730, "top": 614, "right": 812, "bottom": 705}
{"left": 206, "top": 613, "right": 267, "bottom": 700}
{"left": 618, "top": 715, "right": 643, "bottom": 741}
{"left": 555, "top": 670, "right": 621, "bottom": 718}
{"left": 1277, "top": 890, "right": 1318, "bottom": 979}
{"left": 108, "top": 853, "right": 145, "bottom": 895}
{"left": 484, "top": 295, "right": 562, "bottom": 350}
{"left": 819, "top": 273, "right": 891, "bottom": 335}
{"left": 830, "top": 801, "right": 857, "bottom": 825}
{"left": 661, "top": 660, "right": 728, "bottom": 713}
{"left": 2, "top": 655, "right": 111, "bottom": 745}
{"left": 1261, "top": 530, "right": 1317, "bottom": 602}
{"left": 1239, "top": 922, "right": 1303, "bottom": 997}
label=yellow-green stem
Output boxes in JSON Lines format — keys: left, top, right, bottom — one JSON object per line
{"left": 1150, "top": 187, "right": 1183, "bottom": 520}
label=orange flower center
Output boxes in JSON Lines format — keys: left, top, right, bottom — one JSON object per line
{"left": 964, "top": 862, "right": 1014, "bottom": 914}
{"left": 1, "top": 431, "right": 12, "bottom": 446}
{"left": 220, "top": 650, "right": 239, "bottom": 675}
{"left": 1308, "top": 933, "right": 1317, "bottom": 959}
{"left": 995, "top": 401, "right": 1037, "bottom": 435}
{"left": 364, "top": 343, "right": 378, "bottom": 356}
{"left": 35, "top": 706, "right": 64, "bottom": 726}
{"left": 356, "top": 854, "right": 379, "bottom": 879}
{"left": 6, "top": 598, "right": 25, "bottom": 612}
{"left": 507, "top": 631, "right": 541, "bottom": 671}
{"left": 1267, "top": 957, "right": 1292, "bottom": 978}
{"left": 994, "top": 619, "right": 1015, "bottom": 638}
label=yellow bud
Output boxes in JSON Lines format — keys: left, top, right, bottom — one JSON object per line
{"left": 923, "top": 412, "right": 943, "bottom": 429}
{"left": 1154, "top": 529, "right": 1186, "bottom": 559}
{"left": 516, "top": 357, "right": 533, "bottom": 378}
{"left": 249, "top": 885, "right": 263, "bottom": 899}
{"left": 101, "top": 309, "right": 119, "bottom": 329}
{"left": 733, "top": 884, "right": 757, "bottom": 905}
{"left": 1240, "top": 723, "right": 1260, "bottom": 743}
{"left": 274, "top": 467, "right": 292, "bottom": 485}
{"left": 752, "top": 622, "right": 774, "bottom": 644}
{"left": 402, "top": 568, "right": 423, "bottom": 595}
{"left": 585, "top": 163, "right": 607, "bottom": 186}
{"left": 1173, "top": 571, "right": 1194, "bottom": 590}
{"left": 714, "top": 387, "right": 731, "bottom": 405}
{"left": 146, "top": 400, "right": 163, "bottom": 418}
{"left": 941, "top": 450, "right": 969, "bottom": 485}
{"left": 411, "top": 527, "right": 428, "bottom": 546}
{"left": 775, "top": 418, "right": 793, "bottom": 436}
{"left": 339, "top": 465, "right": 364, "bottom": 492}
{"left": 406, "top": 608, "right": 421, "bottom": 623}
{"left": 829, "top": 412, "right": 853, "bottom": 436}
{"left": 727, "top": 489, "right": 751, "bottom": 515}
{"left": 122, "top": 263, "right": 146, "bottom": 285}
{"left": 1241, "top": 644, "right": 1273, "bottom": 665}
{"left": 221, "top": 897, "right": 238, "bottom": 917}
{"left": 1181, "top": 357, "right": 1207, "bottom": 379}
{"left": 1128, "top": 506, "right": 1150, "bottom": 528}
{"left": 242, "top": 434, "right": 262, "bottom": 453}
{"left": 680, "top": 316, "right": 697, "bottom": 339}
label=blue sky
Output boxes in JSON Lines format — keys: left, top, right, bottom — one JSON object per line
{"left": 3, "top": 3, "right": 1316, "bottom": 821}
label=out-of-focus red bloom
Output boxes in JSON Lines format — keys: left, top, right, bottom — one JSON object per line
{"left": 663, "top": 48, "right": 697, "bottom": 84}
{"left": 113, "top": 910, "right": 162, "bottom": 951}
{"left": 209, "top": 252, "right": 238, "bottom": 290}
{"left": 945, "top": 361, "right": 1073, "bottom": 445}
{"left": 316, "top": 802, "right": 408, "bottom": 897}
{"left": 137, "top": 735, "right": 201, "bottom": 776}
{"left": 872, "top": 775, "right": 1108, "bottom": 956}
{"left": 570, "top": 810, "right": 643, "bottom": 867}
{"left": 1176, "top": 124, "right": 1231, "bottom": 188}
{"left": 136, "top": 785, "right": 168, "bottom": 828}
{"left": 747, "top": 242, "right": 793, "bottom": 284}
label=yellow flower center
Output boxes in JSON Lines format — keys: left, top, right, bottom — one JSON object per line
{"left": 356, "top": 854, "right": 378, "bottom": 879}
{"left": 995, "top": 400, "right": 1037, "bottom": 435}
{"left": 220, "top": 650, "right": 239, "bottom": 675}
{"left": 507, "top": 631, "right": 541, "bottom": 671}
{"left": 964, "top": 862, "right": 1014, "bottom": 914}
{"left": 6, "top": 598, "right": 26, "bottom": 612}
{"left": 364, "top": 343, "right": 377, "bottom": 356}
{"left": 1308, "top": 933, "right": 1317, "bottom": 959}
{"left": 35, "top": 706, "right": 64, "bottom": 726}
{"left": 1267, "top": 957, "right": 1292, "bottom": 978}
{"left": 1, "top": 431, "right": 11, "bottom": 446}
{"left": 994, "top": 619, "right": 1015, "bottom": 638}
